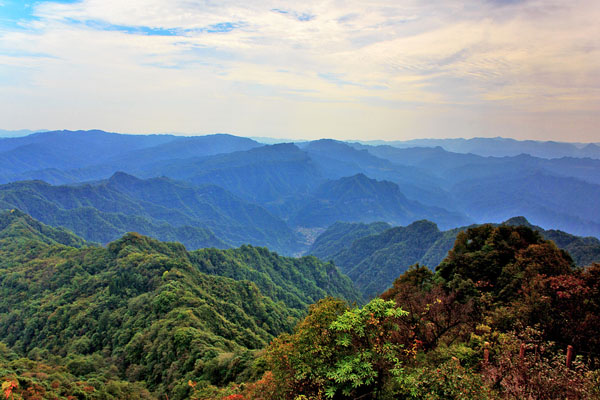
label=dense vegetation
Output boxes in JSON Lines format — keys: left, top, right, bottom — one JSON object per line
{"left": 2, "top": 210, "right": 600, "bottom": 399}
{"left": 0, "top": 211, "right": 359, "bottom": 399}
{"left": 0, "top": 343, "right": 152, "bottom": 399}
{"left": 310, "top": 217, "right": 600, "bottom": 298}
{"left": 203, "top": 224, "right": 600, "bottom": 399}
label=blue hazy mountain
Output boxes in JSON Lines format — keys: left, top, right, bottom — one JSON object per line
{"left": 1, "top": 130, "right": 599, "bottom": 243}
{"left": 357, "top": 144, "right": 600, "bottom": 237}
{"left": 288, "top": 173, "right": 470, "bottom": 230}
{"left": 0, "top": 130, "right": 261, "bottom": 184}
{"left": 0, "top": 129, "right": 45, "bottom": 138}
{"left": 359, "top": 137, "right": 600, "bottom": 159}
{"left": 137, "top": 143, "right": 322, "bottom": 204}
{"left": 300, "top": 139, "right": 454, "bottom": 208}
{"left": 358, "top": 144, "right": 600, "bottom": 186}
{"left": 451, "top": 172, "right": 600, "bottom": 237}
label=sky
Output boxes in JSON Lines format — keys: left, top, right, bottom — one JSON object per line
{"left": 0, "top": 0, "right": 598, "bottom": 141}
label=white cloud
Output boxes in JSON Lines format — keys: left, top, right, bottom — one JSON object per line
{"left": 0, "top": 0, "right": 598, "bottom": 140}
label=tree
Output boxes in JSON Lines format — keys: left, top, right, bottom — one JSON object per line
{"left": 265, "top": 298, "right": 408, "bottom": 400}
{"left": 382, "top": 265, "right": 477, "bottom": 350}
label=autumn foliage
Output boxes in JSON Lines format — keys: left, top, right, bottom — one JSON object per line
{"left": 232, "top": 224, "right": 600, "bottom": 400}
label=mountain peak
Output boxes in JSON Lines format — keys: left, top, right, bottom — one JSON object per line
{"left": 406, "top": 219, "right": 440, "bottom": 232}
{"left": 348, "top": 172, "right": 369, "bottom": 181}
{"left": 107, "top": 171, "right": 142, "bottom": 184}
{"left": 107, "top": 232, "right": 188, "bottom": 258}
{"left": 502, "top": 216, "right": 533, "bottom": 227}
{"left": 265, "top": 142, "right": 300, "bottom": 151}
{"left": 304, "top": 139, "right": 345, "bottom": 149}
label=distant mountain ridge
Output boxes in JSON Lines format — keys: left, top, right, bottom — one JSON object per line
{"left": 0, "top": 129, "right": 46, "bottom": 138}
{"left": 356, "top": 137, "right": 600, "bottom": 159}
{"left": 354, "top": 144, "right": 600, "bottom": 237}
{"left": 0, "top": 130, "right": 261, "bottom": 184}
{"left": 0, "top": 130, "right": 599, "bottom": 245}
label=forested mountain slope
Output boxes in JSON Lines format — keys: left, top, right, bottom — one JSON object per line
{"left": 208, "top": 224, "right": 600, "bottom": 399}
{"left": 311, "top": 217, "right": 600, "bottom": 297}
{"left": 0, "top": 210, "right": 360, "bottom": 398}
{"left": 309, "top": 221, "right": 391, "bottom": 261}
{"left": 0, "top": 208, "right": 86, "bottom": 249}
{"left": 0, "top": 172, "right": 302, "bottom": 253}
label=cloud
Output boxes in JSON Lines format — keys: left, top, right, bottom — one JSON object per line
{"left": 271, "top": 8, "right": 315, "bottom": 22}
{"left": 0, "top": 0, "right": 598, "bottom": 141}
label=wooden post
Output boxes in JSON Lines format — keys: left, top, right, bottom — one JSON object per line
{"left": 519, "top": 342, "right": 526, "bottom": 360}
{"left": 483, "top": 342, "right": 490, "bottom": 363}
{"left": 566, "top": 345, "right": 574, "bottom": 368}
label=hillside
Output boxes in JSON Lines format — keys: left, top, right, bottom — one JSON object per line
{"left": 310, "top": 217, "right": 600, "bottom": 297}
{"left": 0, "top": 208, "right": 86, "bottom": 249}
{"left": 333, "top": 220, "right": 450, "bottom": 297}
{"left": 502, "top": 216, "right": 600, "bottom": 266}
{"left": 209, "top": 224, "right": 600, "bottom": 400}
{"left": 309, "top": 221, "right": 391, "bottom": 261}
{"left": 0, "top": 173, "right": 303, "bottom": 254}
{"left": 0, "top": 211, "right": 360, "bottom": 398}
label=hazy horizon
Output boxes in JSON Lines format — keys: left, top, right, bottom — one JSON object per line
{"left": 1, "top": 0, "right": 599, "bottom": 141}
{"left": 1, "top": 127, "right": 600, "bottom": 145}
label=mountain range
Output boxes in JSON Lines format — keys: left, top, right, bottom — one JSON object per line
{"left": 358, "top": 137, "right": 600, "bottom": 159}
{"left": 0, "top": 172, "right": 300, "bottom": 254}
{"left": 0, "top": 129, "right": 599, "bottom": 253}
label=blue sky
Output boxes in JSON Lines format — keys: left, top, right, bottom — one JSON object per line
{"left": 0, "top": 0, "right": 76, "bottom": 26}
{"left": 0, "top": 0, "right": 598, "bottom": 141}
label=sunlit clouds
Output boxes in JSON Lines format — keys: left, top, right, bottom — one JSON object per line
{"left": 0, "top": 0, "right": 598, "bottom": 141}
